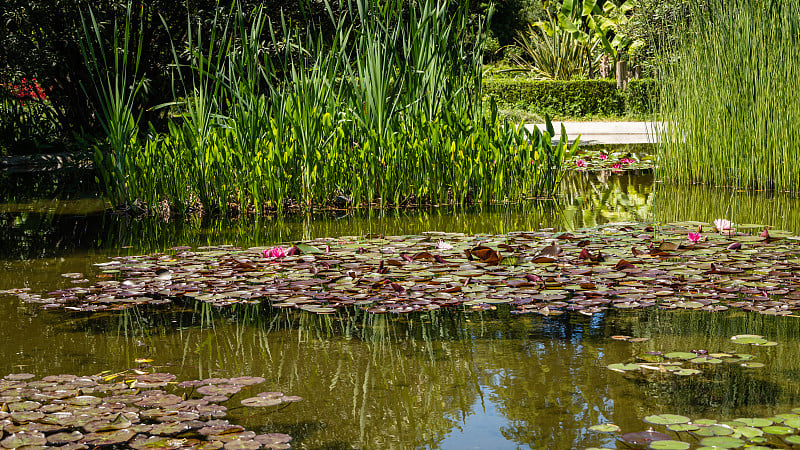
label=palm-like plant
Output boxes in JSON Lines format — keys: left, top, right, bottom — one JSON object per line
{"left": 509, "top": 15, "right": 598, "bottom": 80}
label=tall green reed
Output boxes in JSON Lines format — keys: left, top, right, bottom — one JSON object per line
{"left": 656, "top": 0, "right": 800, "bottom": 192}
{"left": 89, "top": 0, "right": 570, "bottom": 216}
{"left": 79, "top": 4, "right": 145, "bottom": 206}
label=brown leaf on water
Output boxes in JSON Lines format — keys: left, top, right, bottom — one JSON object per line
{"left": 470, "top": 246, "right": 501, "bottom": 265}
{"left": 615, "top": 259, "right": 636, "bottom": 270}
{"left": 531, "top": 256, "right": 556, "bottom": 263}
{"left": 411, "top": 251, "right": 435, "bottom": 261}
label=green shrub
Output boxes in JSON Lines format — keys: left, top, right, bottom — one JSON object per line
{"left": 625, "top": 78, "right": 658, "bottom": 115}
{"left": 484, "top": 78, "right": 659, "bottom": 118}
{"left": 484, "top": 79, "right": 625, "bottom": 117}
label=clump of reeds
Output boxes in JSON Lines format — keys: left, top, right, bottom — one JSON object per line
{"left": 657, "top": 0, "right": 800, "bottom": 191}
{"left": 82, "top": 0, "right": 572, "bottom": 216}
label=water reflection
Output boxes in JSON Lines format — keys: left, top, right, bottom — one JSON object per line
{"left": 2, "top": 297, "right": 800, "bottom": 449}
{"left": 0, "top": 171, "right": 652, "bottom": 261}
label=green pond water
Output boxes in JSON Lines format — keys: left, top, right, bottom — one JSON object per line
{"left": 4, "top": 170, "right": 800, "bottom": 449}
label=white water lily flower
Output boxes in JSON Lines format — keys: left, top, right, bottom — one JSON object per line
{"left": 714, "top": 218, "right": 732, "bottom": 232}
{"left": 435, "top": 240, "right": 453, "bottom": 250}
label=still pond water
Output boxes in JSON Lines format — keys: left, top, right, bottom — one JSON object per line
{"left": 3, "top": 170, "right": 800, "bottom": 449}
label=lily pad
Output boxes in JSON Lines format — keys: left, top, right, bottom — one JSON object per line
{"left": 240, "top": 397, "right": 282, "bottom": 407}
{"left": 698, "top": 436, "right": 745, "bottom": 448}
{"left": 621, "top": 430, "right": 671, "bottom": 445}
{"left": 643, "top": 415, "right": 691, "bottom": 426}
{"left": 589, "top": 423, "right": 620, "bottom": 433}
{"left": 648, "top": 441, "right": 690, "bottom": 450}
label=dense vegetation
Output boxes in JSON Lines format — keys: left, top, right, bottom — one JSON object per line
{"left": 657, "top": 0, "right": 800, "bottom": 191}
{"left": 80, "top": 0, "right": 572, "bottom": 215}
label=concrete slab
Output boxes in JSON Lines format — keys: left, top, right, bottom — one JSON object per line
{"left": 526, "top": 121, "right": 665, "bottom": 146}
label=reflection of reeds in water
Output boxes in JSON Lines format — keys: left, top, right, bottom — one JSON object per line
{"left": 560, "top": 171, "right": 654, "bottom": 229}
{"left": 99, "top": 303, "right": 800, "bottom": 448}
{"left": 609, "top": 309, "right": 800, "bottom": 418}
{"left": 653, "top": 183, "right": 800, "bottom": 233}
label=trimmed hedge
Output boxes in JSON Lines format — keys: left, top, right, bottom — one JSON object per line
{"left": 625, "top": 78, "right": 659, "bottom": 115}
{"left": 484, "top": 78, "right": 658, "bottom": 117}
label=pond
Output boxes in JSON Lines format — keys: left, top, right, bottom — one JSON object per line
{"left": 4, "top": 169, "right": 800, "bottom": 449}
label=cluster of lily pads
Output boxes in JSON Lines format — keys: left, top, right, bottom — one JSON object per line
{"left": 0, "top": 371, "right": 299, "bottom": 449}
{"left": 570, "top": 148, "right": 652, "bottom": 171}
{"left": 3, "top": 222, "right": 800, "bottom": 317}
{"left": 589, "top": 409, "right": 800, "bottom": 449}
{"left": 606, "top": 334, "right": 775, "bottom": 377}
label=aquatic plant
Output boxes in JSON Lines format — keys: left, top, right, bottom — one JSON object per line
{"left": 4, "top": 221, "right": 800, "bottom": 318}
{"left": 591, "top": 407, "right": 800, "bottom": 449}
{"left": 657, "top": 0, "right": 800, "bottom": 192}
{"left": 0, "top": 371, "right": 298, "bottom": 449}
{"left": 85, "top": 0, "right": 571, "bottom": 216}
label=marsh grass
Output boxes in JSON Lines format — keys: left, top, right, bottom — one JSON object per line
{"left": 84, "top": 0, "right": 572, "bottom": 216}
{"left": 657, "top": 0, "right": 800, "bottom": 191}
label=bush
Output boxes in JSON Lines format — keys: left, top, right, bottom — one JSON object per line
{"left": 484, "top": 78, "right": 659, "bottom": 118}
{"left": 484, "top": 79, "right": 625, "bottom": 117}
{"left": 625, "top": 78, "right": 658, "bottom": 115}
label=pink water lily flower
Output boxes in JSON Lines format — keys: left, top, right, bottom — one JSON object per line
{"left": 599, "top": 154, "right": 608, "bottom": 160}
{"left": 714, "top": 219, "right": 732, "bottom": 233}
{"left": 262, "top": 246, "right": 287, "bottom": 258}
{"left": 576, "top": 159, "right": 586, "bottom": 167}
{"left": 688, "top": 232, "right": 702, "bottom": 243}
{"left": 612, "top": 163, "right": 621, "bottom": 169}
{"left": 620, "top": 158, "right": 635, "bottom": 164}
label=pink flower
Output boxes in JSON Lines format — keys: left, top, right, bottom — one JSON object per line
{"left": 620, "top": 158, "right": 634, "bottom": 164}
{"left": 714, "top": 219, "right": 732, "bottom": 233}
{"left": 262, "top": 246, "right": 287, "bottom": 258}
{"left": 599, "top": 154, "right": 608, "bottom": 160}
{"left": 688, "top": 232, "right": 702, "bottom": 243}
{"left": 612, "top": 163, "right": 621, "bottom": 169}
{"left": 576, "top": 159, "right": 586, "bottom": 167}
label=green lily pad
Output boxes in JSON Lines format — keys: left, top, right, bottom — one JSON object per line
{"left": 699, "top": 436, "right": 745, "bottom": 448}
{"left": 644, "top": 414, "right": 691, "bottom": 426}
{"left": 730, "top": 335, "right": 768, "bottom": 345}
{"left": 589, "top": 423, "right": 621, "bottom": 433}
{"left": 607, "top": 363, "right": 641, "bottom": 372}
{"left": 667, "top": 424, "right": 699, "bottom": 432}
{"left": 648, "top": 441, "right": 690, "bottom": 450}
{"left": 763, "top": 425, "right": 794, "bottom": 435}
{"left": 692, "top": 425, "right": 734, "bottom": 436}
{"left": 734, "top": 417, "right": 773, "bottom": 427}
{"left": 784, "top": 435, "right": 800, "bottom": 444}
{"left": 663, "top": 352, "right": 698, "bottom": 360}
{"left": 673, "top": 369, "right": 701, "bottom": 376}
{"left": 740, "top": 362, "right": 765, "bottom": 368}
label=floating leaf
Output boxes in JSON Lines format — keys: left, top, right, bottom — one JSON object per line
{"left": 648, "top": 440, "right": 690, "bottom": 450}
{"left": 699, "top": 436, "right": 745, "bottom": 448}
{"left": 589, "top": 423, "right": 620, "bottom": 433}
{"left": 621, "top": 430, "right": 671, "bottom": 445}
{"left": 644, "top": 415, "right": 691, "bottom": 426}
{"left": 241, "top": 397, "right": 282, "bottom": 407}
